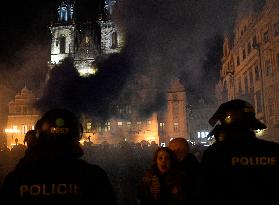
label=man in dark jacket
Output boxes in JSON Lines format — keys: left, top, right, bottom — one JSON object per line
{"left": 168, "top": 138, "right": 201, "bottom": 204}
{"left": 0, "top": 108, "right": 117, "bottom": 205}
{"left": 202, "top": 99, "right": 279, "bottom": 204}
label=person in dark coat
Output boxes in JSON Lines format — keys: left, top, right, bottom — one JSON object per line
{"left": 0, "top": 108, "right": 117, "bottom": 205}
{"left": 168, "top": 138, "right": 201, "bottom": 204}
{"left": 138, "top": 147, "right": 177, "bottom": 205}
{"left": 201, "top": 99, "right": 279, "bottom": 205}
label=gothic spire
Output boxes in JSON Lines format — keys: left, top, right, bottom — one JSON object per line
{"left": 104, "top": 0, "right": 117, "bottom": 17}
{"left": 57, "top": 0, "right": 74, "bottom": 23}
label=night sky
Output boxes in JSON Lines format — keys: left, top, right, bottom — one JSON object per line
{"left": 0, "top": 0, "right": 266, "bottom": 117}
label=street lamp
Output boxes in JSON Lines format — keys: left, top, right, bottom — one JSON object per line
{"left": 4, "top": 127, "right": 21, "bottom": 148}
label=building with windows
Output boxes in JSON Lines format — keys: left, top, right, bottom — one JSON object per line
{"left": 187, "top": 98, "right": 217, "bottom": 146}
{"left": 82, "top": 79, "right": 189, "bottom": 146}
{"left": 5, "top": 86, "right": 40, "bottom": 148}
{"left": 216, "top": 0, "right": 279, "bottom": 142}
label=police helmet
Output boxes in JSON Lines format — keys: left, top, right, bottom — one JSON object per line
{"left": 36, "top": 108, "right": 83, "bottom": 143}
{"left": 209, "top": 99, "right": 266, "bottom": 130}
{"left": 24, "top": 130, "right": 38, "bottom": 147}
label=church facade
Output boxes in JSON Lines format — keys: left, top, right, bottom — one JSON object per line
{"left": 49, "top": 0, "right": 124, "bottom": 76}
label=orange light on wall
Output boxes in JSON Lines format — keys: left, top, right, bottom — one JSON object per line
{"left": 4, "top": 128, "right": 20, "bottom": 134}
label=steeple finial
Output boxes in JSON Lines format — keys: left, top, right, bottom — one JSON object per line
{"left": 104, "top": 0, "right": 117, "bottom": 17}
{"left": 57, "top": 0, "right": 74, "bottom": 22}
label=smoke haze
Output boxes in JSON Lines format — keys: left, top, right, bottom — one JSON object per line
{"left": 1, "top": 0, "right": 267, "bottom": 122}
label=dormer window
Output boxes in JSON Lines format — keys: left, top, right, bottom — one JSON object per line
{"left": 111, "top": 32, "right": 117, "bottom": 49}
{"left": 263, "top": 31, "right": 269, "bottom": 43}
{"left": 236, "top": 56, "right": 240, "bottom": 66}
{"left": 247, "top": 42, "right": 251, "bottom": 54}
{"left": 242, "top": 49, "right": 246, "bottom": 60}
{"left": 274, "top": 22, "right": 279, "bottom": 35}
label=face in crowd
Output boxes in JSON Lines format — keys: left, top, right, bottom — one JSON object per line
{"left": 156, "top": 149, "right": 172, "bottom": 174}
{"left": 168, "top": 138, "right": 189, "bottom": 162}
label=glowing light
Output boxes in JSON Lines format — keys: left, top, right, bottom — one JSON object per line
{"left": 5, "top": 128, "right": 20, "bottom": 134}
{"left": 79, "top": 67, "right": 98, "bottom": 76}
{"left": 225, "top": 115, "right": 232, "bottom": 124}
{"left": 255, "top": 129, "right": 265, "bottom": 137}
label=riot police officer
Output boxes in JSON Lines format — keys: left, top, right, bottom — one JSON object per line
{"left": 0, "top": 108, "right": 117, "bottom": 205}
{"left": 201, "top": 99, "right": 279, "bottom": 204}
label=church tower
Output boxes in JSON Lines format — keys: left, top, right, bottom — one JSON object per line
{"left": 165, "top": 79, "right": 189, "bottom": 141}
{"left": 49, "top": 1, "right": 75, "bottom": 67}
{"left": 97, "top": 0, "right": 124, "bottom": 54}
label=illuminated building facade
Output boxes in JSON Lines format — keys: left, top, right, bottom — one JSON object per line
{"left": 187, "top": 98, "right": 217, "bottom": 146}
{"left": 82, "top": 79, "right": 189, "bottom": 146}
{"left": 216, "top": 0, "right": 279, "bottom": 142}
{"left": 5, "top": 86, "right": 40, "bottom": 148}
{"left": 49, "top": 0, "right": 124, "bottom": 76}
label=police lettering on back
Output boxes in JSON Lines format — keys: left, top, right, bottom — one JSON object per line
{"left": 0, "top": 108, "right": 117, "bottom": 205}
{"left": 201, "top": 99, "right": 279, "bottom": 204}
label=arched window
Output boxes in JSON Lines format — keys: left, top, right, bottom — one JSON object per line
{"left": 60, "top": 36, "right": 66, "bottom": 54}
{"left": 111, "top": 32, "right": 117, "bottom": 48}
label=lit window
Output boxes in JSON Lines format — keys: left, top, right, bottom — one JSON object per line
{"left": 22, "top": 125, "right": 27, "bottom": 134}
{"left": 86, "top": 123, "right": 92, "bottom": 131}
{"left": 159, "top": 122, "right": 165, "bottom": 131}
{"left": 97, "top": 125, "right": 102, "bottom": 132}
{"left": 197, "top": 131, "right": 209, "bottom": 138}
{"left": 105, "top": 122, "right": 111, "bottom": 132}
{"left": 117, "top": 122, "right": 123, "bottom": 127}
{"left": 137, "top": 122, "right": 142, "bottom": 130}
{"left": 147, "top": 121, "right": 151, "bottom": 129}
{"left": 85, "top": 36, "right": 90, "bottom": 44}
{"left": 174, "top": 122, "right": 179, "bottom": 132}
{"left": 125, "top": 105, "right": 132, "bottom": 114}
{"left": 127, "top": 122, "right": 131, "bottom": 130}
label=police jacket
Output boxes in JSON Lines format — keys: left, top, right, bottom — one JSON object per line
{"left": 201, "top": 130, "right": 279, "bottom": 205}
{"left": 0, "top": 157, "right": 117, "bottom": 205}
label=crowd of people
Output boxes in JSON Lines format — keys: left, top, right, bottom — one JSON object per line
{"left": 0, "top": 99, "right": 279, "bottom": 204}
{"left": 0, "top": 135, "right": 205, "bottom": 205}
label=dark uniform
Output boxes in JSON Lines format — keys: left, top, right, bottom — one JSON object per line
{"left": 0, "top": 109, "right": 117, "bottom": 205}
{"left": 202, "top": 100, "right": 279, "bottom": 204}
